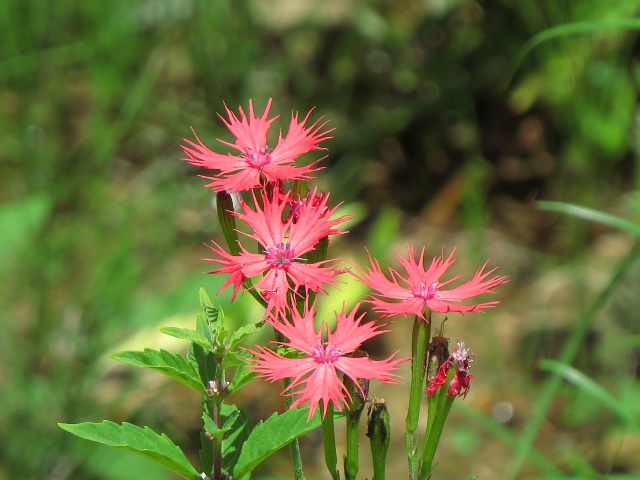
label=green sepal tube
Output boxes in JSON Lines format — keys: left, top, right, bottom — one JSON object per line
{"left": 306, "top": 235, "right": 329, "bottom": 264}
{"left": 216, "top": 190, "right": 240, "bottom": 256}
{"left": 292, "top": 179, "right": 309, "bottom": 199}
{"left": 406, "top": 311, "right": 432, "bottom": 433}
{"left": 367, "top": 398, "right": 391, "bottom": 480}
{"left": 344, "top": 374, "right": 369, "bottom": 480}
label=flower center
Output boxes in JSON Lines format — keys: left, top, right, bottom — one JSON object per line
{"left": 265, "top": 242, "right": 297, "bottom": 270}
{"left": 412, "top": 282, "right": 439, "bottom": 301}
{"left": 244, "top": 146, "right": 272, "bottom": 169}
{"left": 311, "top": 343, "right": 342, "bottom": 365}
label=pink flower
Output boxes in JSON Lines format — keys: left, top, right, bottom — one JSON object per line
{"left": 182, "top": 99, "right": 333, "bottom": 192}
{"left": 357, "top": 246, "right": 508, "bottom": 320}
{"left": 247, "top": 303, "right": 406, "bottom": 418}
{"left": 205, "top": 189, "right": 348, "bottom": 311}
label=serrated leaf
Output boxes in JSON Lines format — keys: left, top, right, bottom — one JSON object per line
{"left": 202, "top": 407, "right": 240, "bottom": 440}
{"left": 58, "top": 421, "right": 200, "bottom": 480}
{"left": 227, "top": 321, "right": 264, "bottom": 349}
{"left": 228, "top": 352, "right": 255, "bottom": 394}
{"left": 196, "top": 312, "right": 213, "bottom": 346}
{"left": 199, "top": 288, "right": 220, "bottom": 325}
{"left": 214, "top": 307, "right": 228, "bottom": 345}
{"left": 221, "top": 404, "right": 248, "bottom": 471}
{"left": 220, "top": 351, "right": 246, "bottom": 369}
{"left": 189, "top": 342, "right": 217, "bottom": 386}
{"left": 160, "top": 326, "right": 213, "bottom": 349}
{"left": 110, "top": 349, "right": 205, "bottom": 394}
{"left": 200, "top": 403, "right": 247, "bottom": 476}
{"left": 233, "top": 408, "right": 322, "bottom": 478}
{"left": 199, "top": 289, "right": 228, "bottom": 344}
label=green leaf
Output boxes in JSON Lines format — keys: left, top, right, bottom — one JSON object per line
{"left": 228, "top": 365, "right": 254, "bottom": 394}
{"left": 110, "top": 349, "right": 205, "bottom": 394}
{"left": 199, "top": 288, "right": 220, "bottom": 325}
{"left": 199, "top": 404, "right": 247, "bottom": 476}
{"left": 227, "top": 320, "right": 264, "bottom": 349}
{"left": 228, "top": 352, "right": 256, "bottom": 394}
{"left": 233, "top": 408, "right": 322, "bottom": 479}
{"left": 199, "top": 289, "right": 229, "bottom": 345}
{"left": 58, "top": 421, "right": 200, "bottom": 480}
{"left": 538, "top": 359, "right": 640, "bottom": 430}
{"left": 203, "top": 406, "right": 240, "bottom": 441}
{"left": 189, "top": 342, "right": 217, "bottom": 386}
{"left": 538, "top": 201, "right": 640, "bottom": 235}
{"left": 220, "top": 350, "right": 245, "bottom": 369}
{"left": 160, "top": 326, "right": 213, "bottom": 349}
{"left": 505, "top": 18, "right": 640, "bottom": 87}
{"left": 221, "top": 404, "right": 248, "bottom": 473}
{"left": 213, "top": 308, "right": 228, "bottom": 346}
{"left": 195, "top": 312, "right": 213, "bottom": 346}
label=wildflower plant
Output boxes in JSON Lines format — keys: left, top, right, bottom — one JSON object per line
{"left": 59, "top": 99, "right": 508, "bottom": 480}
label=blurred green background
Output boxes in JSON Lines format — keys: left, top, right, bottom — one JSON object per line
{"left": 3, "top": 0, "right": 640, "bottom": 479}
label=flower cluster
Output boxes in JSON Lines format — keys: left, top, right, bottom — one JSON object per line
{"left": 184, "top": 99, "right": 507, "bottom": 416}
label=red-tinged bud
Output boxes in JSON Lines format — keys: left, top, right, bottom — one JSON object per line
{"left": 367, "top": 398, "right": 390, "bottom": 479}
{"left": 426, "top": 335, "right": 449, "bottom": 382}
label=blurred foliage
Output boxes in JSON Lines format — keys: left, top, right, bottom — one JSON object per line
{"left": 1, "top": 0, "right": 640, "bottom": 478}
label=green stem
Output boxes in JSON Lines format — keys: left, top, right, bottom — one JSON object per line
{"left": 406, "top": 314, "right": 431, "bottom": 432}
{"left": 345, "top": 417, "right": 359, "bottom": 480}
{"left": 286, "top": 384, "right": 306, "bottom": 480}
{"left": 418, "top": 369, "right": 456, "bottom": 480}
{"left": 406, "top": 313, "right": 431, "bottom": 479}
{"left": 406, "top": 432, "right": 417, "bottom": 480}
{"left": 206, "top": 397, "right": 224, "bottom": 480}
{"left": 207, "top": 365, "right": 226, "bottom": 480}
{"left": 423, "top": 388, "right": 440, "bottom": 450}
{"left": 321, "top": 402, "right": 340, "bottom": 480}
{"left": 418, "top": 394, "right": 455, "bottom": 479}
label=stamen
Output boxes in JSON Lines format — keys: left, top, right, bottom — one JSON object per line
{"left": 412, "top": 282, "right": 439, "bottom": 300}
{"left": 264, "top": 242, "right": 305, "bottom": 270}
{"left": 243, "top": 146, "right": 271, "bottom": 168}
{"left": 311, "top": 343, "right": 342, "bottom": 365}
